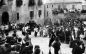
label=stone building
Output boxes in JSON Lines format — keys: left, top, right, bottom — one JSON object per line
{"left": 0, "top": 0, "right": 13, "bottom": 25}
{"left": 0, "top": 0, "right": 44, "bottom": 25}
{"left": 82, "top": 0, "right": 86, "bottom": 10}
{"left": 44, "top": 0, "right": 84, "bottom": 24}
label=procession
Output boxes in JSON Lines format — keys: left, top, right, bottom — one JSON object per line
{"left": 0, "top": 15, "right": 86, "bottom": 54}
{"left": 0, "top": 0, "right": 86, "bottom": 54}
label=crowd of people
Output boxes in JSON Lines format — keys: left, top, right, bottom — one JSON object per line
{"left": 0, "top": 22, "right": 44, "bottom": 54}
{"left": 0, "top": 19, "right": 86, "bottom": 54}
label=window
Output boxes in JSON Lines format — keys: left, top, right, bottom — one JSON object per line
{"left": 47, "top": 11, "right": 48, "bottom": 16}
{"left": 52, "top": 5, "right": 53, "bottom": 8}
{"left": 16, "top": 0, "right": 22, "bottom": 7}
{"left": 17, "top": 13, "right": 19, "bottom": 20}
{"left": 72, "top": 5, "right": 75, "bottom": 9}
{"left": 38, "top": 10, "right": 42, "bottom": 17}
{"left": 58, "top": 5, "right": 61, "bottom": 10}
{"left": 38, "top": 0, "right": 43, "bottom": 6}
{"left": 47, "top": 5, "right": 48, "bottom": 8}
{"left": 0, "top": 0, "right": 5, "bottom": 7}
{"left": 8, "top": 0, "right": 13, "bottom": 1}
{"left": 30, "top": 11, "right": 34, "bottom": 19}
{"left": 63, "top": 5, "right": 66, "bottom": 9}
{"left": 28, "top": 0, "right": 35, "bottom": 6}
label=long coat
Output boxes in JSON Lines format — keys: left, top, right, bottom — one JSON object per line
{"left": 72, "top": 45, "right": 85, "bottom": 54}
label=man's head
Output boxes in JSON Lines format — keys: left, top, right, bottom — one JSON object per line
{"left": 25, "top": 42, "right": 29, "bottom": 46}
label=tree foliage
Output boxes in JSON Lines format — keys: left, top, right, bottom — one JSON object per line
{"left": 62, "top": 13, "right": 82, "bottom": 29}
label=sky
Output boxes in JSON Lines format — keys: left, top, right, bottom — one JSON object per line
{"left": 42, "top": 0, "right": 46, "bottom": 4}
{"left": 42, "top": 0, "right": 49, "bottom": 4}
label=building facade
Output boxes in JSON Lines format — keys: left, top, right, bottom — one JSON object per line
{"left": 0, "top": 0, "right": 86, "bottom": 25}
{"left": 44, "top": 0, "right": 84, "bottom": 24}
{"left": 0, "top": 0, "right": 13, "bottom": 25}
{"left": 0, "top": 0, "right": 44, "bottom": 25}
{"left": 82, "top": 0, "right": 86, "bottom": 10}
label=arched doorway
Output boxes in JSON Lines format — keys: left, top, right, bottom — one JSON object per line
{"left": 2, "top": 11, "right": 9, "bottom": 24}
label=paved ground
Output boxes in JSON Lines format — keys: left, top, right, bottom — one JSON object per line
{"left": 9, "top": 30, "right": 86, "bottom": 54}
{"left": 31, "top": 37, "right": 72, "bottom": 54}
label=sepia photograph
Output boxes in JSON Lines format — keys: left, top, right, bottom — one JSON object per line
{"left": 0, "top": 0, "right": 86, "bottom": 54}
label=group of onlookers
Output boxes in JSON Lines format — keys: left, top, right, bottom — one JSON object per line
{"left": 0, "top": 22, "right": 43, "bottom": 54}
{"left": 0, "top": 23, "right": 44, "bottom": 54}
{"left": 49, "top": 27, "right": 86, "bottom": 54}
{"left": 0, "top": 22, "right": 86, "bottom": 54}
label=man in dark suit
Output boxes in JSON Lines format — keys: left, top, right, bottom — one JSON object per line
{"left": 72, "top": 41, "right": 85, "bottom": 54}
{"left": 20, "top": 42, "right": 33, "bottom": 54}
{"left": 52, "top": 37, "right": 61, "bottom": 54}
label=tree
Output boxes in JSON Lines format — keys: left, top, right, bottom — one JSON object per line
{"left": 63, "top": 13, "right": 81, "bottom": 29}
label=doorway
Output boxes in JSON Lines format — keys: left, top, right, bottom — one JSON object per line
{"left": 2, "top": 11, "right": 9, "bottom": 24}
{"left": 30, "top": 11, "right": 34, "bottom": 19}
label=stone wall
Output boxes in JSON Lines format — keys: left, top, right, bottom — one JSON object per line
{"left": 0, "top": 0, "right": 44, "bottom": 25}
{"left": 0, "top": 0, "right": 17, "bottom": 24}
{"left": 13, "top": 0, "right": 44, "bottom": 25}
{"left": 0, "top": 5, "right": 9, "bottom": 24}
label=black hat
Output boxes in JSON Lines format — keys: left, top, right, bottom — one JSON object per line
{"left": 25, "top": 42, "right": 29, "bottom": 46}
{"left": 35, "top": 45, "right": 40, "bottom": 49}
